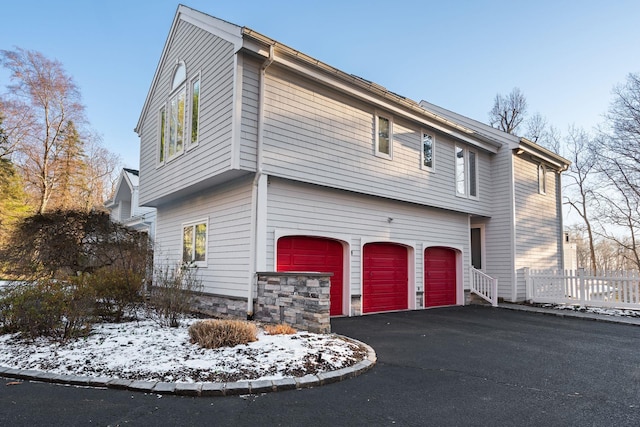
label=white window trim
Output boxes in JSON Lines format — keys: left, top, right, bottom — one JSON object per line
{"left": 157, "top": 104, "right": 166, "bottom": 168}
{"left": 181, "top": 217, "right": 209, "bottom": 267}
{"left": 455, "top": 145, "right": 479, "bottom": 200}
{"left": 455, "top": 145, "right": 466, "bottom": 197}
{"left": 421, "top": 130, "right": 435, "bottom": 172}
{"left": 468, "top": 148, "right": 479, "bottom": 200}
{"left": 538, "top": 164, "right": 547, "bottom": 195}
{"left": 172, "top": 60, "right": 187, "bottom": 91}
{"left": 187, "top": 71, "right": 201, "bottom": 151}
{"left": 374, "top": 113, "right": 393, "bottom": 160}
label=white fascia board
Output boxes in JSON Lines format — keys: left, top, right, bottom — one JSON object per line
{"left": 518, "top": 138, "right": 570, "bottom": 171}
{"left": 136, "top": 5, "right": 243, "bottom": 134}
{"left": 110, "top": 171, "right": 127, "bottom": 204}
{"left": 122, "top": 171, "right": 135, "bottom": 193}
{"left": 178, "top": 6, "right": 243, "bottom": 50}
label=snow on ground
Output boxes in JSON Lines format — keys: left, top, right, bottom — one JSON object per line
{"left": 535, "top": 303, "right": 640, "bottom": 318}
{"left": 0, "top": 317, "right": 367, "bottom": 383}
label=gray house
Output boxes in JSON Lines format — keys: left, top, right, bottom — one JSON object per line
{"left": 104, "top": 168, "right": 157, "bottom": 238}
{"left": 135, "top": 5, "right": 570, "bottom": 319}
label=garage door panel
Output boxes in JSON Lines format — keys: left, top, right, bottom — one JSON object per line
{"left": 425, "top": 247, "right": 456, "bottom": 307}
{"left": 277, "top": 236, "right": 344, "bottom": 316}
{"left": 363, "top": 243, "right": 408, "bottom": 314}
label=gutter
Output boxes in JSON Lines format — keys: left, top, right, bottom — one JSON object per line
{"left": 247, "top": 44, "right": 275, "bottom": 318}
{"left": 518, "top": 137, "right": 570, "bottom": 171}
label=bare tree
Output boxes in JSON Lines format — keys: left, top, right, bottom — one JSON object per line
{"left": 525, "top": 112, "right": 561, "bottom": 153}
{"left": 489, "top": 87, "right": 528, "bottom": 135}
{"left": 595, "top": 72, "right": 640, "bottom": 270}
{"left": 606, "top": 72, "right": 640, "bottom": 161}
{"left": 81, "top": 135, "right": 120, "bottom": 211}
{"left": 596, "top": 152, "right": 640, "bottom": 270}
{"left": 0, "top": 48, "right": 86, "bottom": 214}
{"left": 0, "top": 98, "right": 34, "bottom": 162}
{"left": 563, "top": 126, "right": 599, "bottom": 273}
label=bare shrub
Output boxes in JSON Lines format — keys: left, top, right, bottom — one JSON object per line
{"left": 0, "top": 280, "right": 93, "bottom": 340}
{"left": 149, "top": 262, "right": 202, "bottom": 327}
{"left": 188, "top": 319, "right": 258, "bottom": 349}
{"left": 263, "top": 323, "right": 296, "bottom": 335}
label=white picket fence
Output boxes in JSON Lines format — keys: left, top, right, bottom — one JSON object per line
{"left": 470, "top": 267, "right": 498, "bottom": 307}
{"left": 525, "top": 268, "right": 640, "bottom": 309}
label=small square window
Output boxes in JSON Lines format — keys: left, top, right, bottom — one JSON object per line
{"left": 182, "top": 219, "right": 208, "bottom": 266}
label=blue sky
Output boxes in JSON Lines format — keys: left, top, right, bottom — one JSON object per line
{"left": 1, "top": 0, "right": 639, "bottom": 169}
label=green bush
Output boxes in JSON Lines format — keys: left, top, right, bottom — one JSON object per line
{"left": 81, "top": 268, "right": 144, "bottom": 322}
{"left": 188, "top": 319, "right": 258, "bottom": 349}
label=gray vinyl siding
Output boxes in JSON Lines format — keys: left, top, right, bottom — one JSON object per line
{"left": 514, "top": 155, "right": 563, "bottom": 300}
{"left": 478, "top": 149, "right": 517, "bottom": 301}
{"left": 266, "top": 177, "right": 471, "bottom": 297}
{"left": 139, "top": 19, "right": 236, "bottom": 206}
{"left": 154, "top": 176, "right": 253, "bottom": 298}
{"left": 239, "top": 55, "right": 260, "bottom": 170}
{"left": 260, "top": 66, "right": 493, "bottom": 217}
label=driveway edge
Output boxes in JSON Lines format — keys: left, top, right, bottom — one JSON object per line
{"left": 0, "top": 334, "right": 376, "bottom": 397}
{"left": 498, "top": 302, "right": 640, "bottom": 326}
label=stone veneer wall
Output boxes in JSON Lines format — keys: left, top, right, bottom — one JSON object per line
{"left": 254, "top": 272, "right": 331, "bottom": 333}
{"left": 191, "top": 293, "right": 249, "bottom": 319}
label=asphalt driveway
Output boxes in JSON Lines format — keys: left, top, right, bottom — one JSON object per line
{"left": 2, "top": 306, "right": 640, "bottom": 426}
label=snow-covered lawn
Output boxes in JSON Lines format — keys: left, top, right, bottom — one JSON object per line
{"left": 0, "top": 317, "right": 367, "bottom": 383}
{"left": 534, "top": 303, "right": 640, "bottom": 318}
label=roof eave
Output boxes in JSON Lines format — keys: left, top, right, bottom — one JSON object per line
{"left": 241, "top": 28, "right": 502, "bottom": 153}
{"left": 518, "top": 137, "right": 571, "bottom": 171}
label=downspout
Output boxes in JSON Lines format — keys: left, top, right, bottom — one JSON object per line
{"left": 247, "top": 44, "right": 275, "bottom": 318}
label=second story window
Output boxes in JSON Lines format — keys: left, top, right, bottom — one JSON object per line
{"left": 168, "top": 86, "right": 186, "bottom": 158}
{"left": 375, "top": 114, "right": 392, "bottom": 159}
{"left": 455, "top": 145, "right": 478, "bottom": 199}
{"left": 422, "top": 131, "right": 434, "bottom": 170}
{"left": 190, "top": 75, "right": 200, "bottom": 146}
{"left": 158, "top": 61, "right": 188, "bottom": 165}
{"left": 158, "top": 106, "right": 166, "bottom": 163}
{"left": 538, "top": 164, "right": 547, "bottom": 194}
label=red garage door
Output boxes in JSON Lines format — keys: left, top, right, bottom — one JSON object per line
{"left": 363, "top": 243, "right": 408, "bottom": 313}
{"left": 424, "top": 247, "right": 457, "bottom": 307}
{"left": 277, "top": 236, "right": 344, "bottom": 316}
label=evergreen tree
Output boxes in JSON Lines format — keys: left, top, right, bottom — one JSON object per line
{"left": 50, "top": 120, "right": 88, "bottom": 210}
{"left": 0, "top": 160, "right": 31, "bottom": 249}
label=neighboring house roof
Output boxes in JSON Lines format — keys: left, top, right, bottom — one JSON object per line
{"left": 420, "top": 100, "right": 570, "bottom": 171}
{"left": 123, "top": 168, "right": 140, "bottom": 186}
{"left": 106, "top": 169, "right": 138, "bottom": 208}
{"left": 135, "top": 4, "right": 507, "bottom": 154}
{"left": 104, "top": 168, "right": 155, "bottom": 236}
